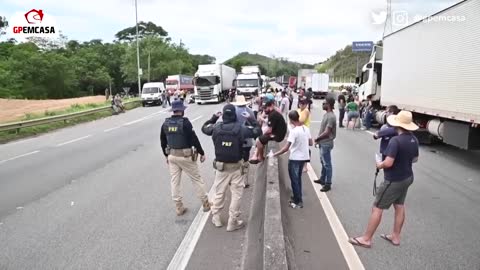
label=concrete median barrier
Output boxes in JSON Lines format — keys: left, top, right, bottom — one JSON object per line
{"left": 241, "top": 141, "right": 288, "bottom": 270}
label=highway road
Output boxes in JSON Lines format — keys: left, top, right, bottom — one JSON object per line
{"left": 306, "top": 98, "right": 480, "bottom": 270}
{"left": 0, "top": 103, "right": 225, "bottom": 269}
{"left": 1, "top": 95, "right": 479, "bottom": 270}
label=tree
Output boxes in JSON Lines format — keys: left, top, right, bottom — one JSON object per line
{"left": 0, "top": 16, "right": 7, "bottom": 37}
{"left": 115, "top": 21, "right": 168, "bottom": 42}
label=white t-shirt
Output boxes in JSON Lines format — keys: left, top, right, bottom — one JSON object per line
{"left": 280, "top": 97, "right": 290, "bottom": 114}
{"left": 287, "top": 125, "right": 311, "bottom": 161}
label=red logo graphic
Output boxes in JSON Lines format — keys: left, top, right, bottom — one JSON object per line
{"left": 24, "top": 9, "right": 44, "bottom": 24}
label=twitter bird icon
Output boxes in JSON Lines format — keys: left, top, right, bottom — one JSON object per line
{"left": 371, "top": 11, "right": 387, "bottom": 25}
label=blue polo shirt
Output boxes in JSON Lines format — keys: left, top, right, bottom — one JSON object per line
{"left": 384, "top": 132, "right": 419, "bottom": 182}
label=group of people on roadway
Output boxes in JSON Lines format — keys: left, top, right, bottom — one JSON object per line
{"left": 159, "top": 88, "right": 420, "bottom": 244}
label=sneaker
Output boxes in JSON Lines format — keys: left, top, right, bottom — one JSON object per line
{"left": 212, "top": 215, "right": 223, "bottom": 227}
{"left": 314, "top": 179, "right": 325, "bottom": 185}
{"left": 320, "top": 185, "right": 331, "bottom": 192}
{"left": 289, "top": 202, "right": 303, "bottom": 209}
{"left": 226, "top": 219, "right": 245, "bottom": 232}
{"left": 202, "top": 199, "right": 211, "bottom": 212}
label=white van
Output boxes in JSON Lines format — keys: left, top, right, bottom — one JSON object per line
{"left": 141, "top": 82, "right": 166, "bottom": 106}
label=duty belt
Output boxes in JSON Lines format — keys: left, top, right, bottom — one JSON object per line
{"left": 169, "top": 148, "right": 192, "bottom": 157}
{"left": 222, "top": 161, "right": 243, "bottom": 171}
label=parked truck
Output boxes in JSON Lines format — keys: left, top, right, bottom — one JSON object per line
{"left": 297, "top": 69, "right": 317, "bottom": 89}
{"left": 357, "top": 0, "right": 480, "bottom": 149}
{"left": 193, "top": 64, "right": 236, "bottom": 104}
{"left": 311, "top": 73, "right": 329, "bottom": 99}
{"left": 234, "top": 65, "right": 263, "bottom": 97}
{"left": 165, "top": 74, "right": 194, "bottom": 95}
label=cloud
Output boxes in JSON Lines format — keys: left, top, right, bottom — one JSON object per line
{"left": 1, "top": 0, "right": 462, "bottom": 64}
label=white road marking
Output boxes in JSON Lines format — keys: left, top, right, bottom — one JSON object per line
{"left": 166, "top": 207, "right": 211, "bottom": 270}
{"left": 191, "top": 115, "right": 203, "bottom": 123}
{"left": 16, "top": 206, "right": 24, "bottom": 210}
{"left": 306, "top": 163, "right": 365, "bottom": 270}
{"left": 71, "top": 201, "right": 75, "bottom": 206}
{"left": 167, "top": 180, "right": 214, "bottom": 270}
{"left": 123, "top": 110, "right": 167, "bottom": 126}
{"left": 56, "top": 135, "right": 92, "bottom": 147}
{"left": 104, "top": 126, "right": 122, "bottom": 133}
{"left": 0, "top": 150, "right": 40, "bottom": 165}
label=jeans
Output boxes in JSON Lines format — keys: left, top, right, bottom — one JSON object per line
{"left": 288, "top": 160, "right": 306, "bottom": 204}
{"left": 339, "top": 108, "right": 345, "bottom": 127}
{"left": 364, "top": 110, "right": 373, "bottom": 129}
{"left": 319, "top": 144, "right": 333, "bottom": 185}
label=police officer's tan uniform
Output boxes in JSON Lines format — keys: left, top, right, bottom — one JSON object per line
{"left": 160, "top": 100, "right": 210, "bottom": 216}
{"left": 202, "top": 104, "right": 261, "bottom": 231}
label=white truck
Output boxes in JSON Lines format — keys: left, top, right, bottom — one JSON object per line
{"left": 357, "top": 0, "right": 480, "bottom": 149}
{"left": 193, "top": 64, "right": 236, "bottom": 104}
{"left": 297, "top": 69, "right": 317, "bottom": 89}
{"left": 234, "top": 65, "right": 263, "bottom": 97}
{"left": 311, "top": 73, "right": 330, "bottom": 99}
{"left": 141, "top": 82, "right": 166, "bottom": 106}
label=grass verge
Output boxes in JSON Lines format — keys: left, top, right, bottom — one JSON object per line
{"left": 0, "top": 101, "right": 141, "bottom": 144}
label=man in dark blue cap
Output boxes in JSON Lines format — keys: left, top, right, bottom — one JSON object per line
{"left": 160, "top": 99, "right": 210, "bottom": 216}
{"left": 201, "top": 104, "right": 262, "bottom": 231}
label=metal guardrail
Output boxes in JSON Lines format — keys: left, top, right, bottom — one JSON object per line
{"left": 0, "top": 100, "right": 141, "bottom": 133}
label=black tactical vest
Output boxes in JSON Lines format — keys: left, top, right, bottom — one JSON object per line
{"left": 163, "top": 117, "right": 189, "bottom": 149}
{"left": 212, "top": 122, "right": 243, "bottom": 163}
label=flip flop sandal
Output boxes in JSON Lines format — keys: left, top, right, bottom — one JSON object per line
{"left": 380, "top": 234, "right": 400, "bottom": 246}
{"left": 348, "top": 237, "right": 371, "bottom": 249}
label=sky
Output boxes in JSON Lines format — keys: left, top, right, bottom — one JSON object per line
{"left": 1, "top": 0, "right": 461, "bottom": 64}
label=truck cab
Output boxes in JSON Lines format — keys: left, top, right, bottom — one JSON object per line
{"left": 141, "top": 82, "right": 165, "bottom": 106}
{"left": 235, "top": 73, "right": 262, "bottom": 97}
{"left": 357, "top": 46, "right": 383, "bottom": 103}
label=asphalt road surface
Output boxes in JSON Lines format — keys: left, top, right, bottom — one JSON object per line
{"left": 0, "top": 102, "right": 225, "bottom": 269}
{"left": 306, "top": 98, "right": 480, "bottom": 270}
{"left": 1, "top": 96, "right": 479, "bottom": 270}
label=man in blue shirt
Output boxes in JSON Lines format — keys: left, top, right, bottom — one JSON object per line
{"left": 374, "top": 105, "right": 400, "bottom": 159}
{"left": 349, "top": 111, "right": 419, "bottom": 248}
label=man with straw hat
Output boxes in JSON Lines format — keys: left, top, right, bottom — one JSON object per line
{"left": 349, "top": 110, "right": 419, "bottom": 248}
{"left": 232, "top": 95, "right": 257, "bottom": 188}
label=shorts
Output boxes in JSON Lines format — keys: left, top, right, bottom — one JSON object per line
{"left": 259, "top": 134, "right": 283, "bottom": 145}
{"left": 374, "top": 176, "right": 414, "bottom": 209}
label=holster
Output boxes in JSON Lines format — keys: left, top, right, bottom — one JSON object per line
{"left": 191, "top": 147, "right": 198, "bottom": 162}
{"left": 213, "top": 159, "right": 224, "bottom": 171}
{"left": 165, "top": 146, "right": 171, "bottom": 155}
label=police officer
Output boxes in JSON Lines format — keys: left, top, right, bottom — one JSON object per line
{"left": 231, "top": 95, "right": 257, "bottom": 188}
{"left": 201, "top": 104, "right": 261, "bottom": 231}
{"left": 160, "top": 99, "right": 210, "bottom": 216}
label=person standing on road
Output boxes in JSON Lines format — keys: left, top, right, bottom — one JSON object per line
{"left": 273, "top": 110, "right": 313, "bottom": 209}
{"left": 349, "top": 111, "right": 419, "bottom": 248}
{"left": 374, "top": 105, "right": 400, "bottom": 160}
{"left": 232, "top": 95, "right": 257, "bottom": 188}
{"left": 280, "top": 91, "right": 290, "bottom": 120}
{"left": 305, "top": 88, "right": 313, "bottom": 111}
{"left": 346, "top": 97, "right": 360, "bottom": 129}
{"left": 313, "top": 97, "right": 336, "bottom": 192}
{"left": 160, "top": 100, "right": 210, "bottom": 216}
{"left": 297, "top": 98, "right": 311, "bottom": 172}
{"left": 338, "top": 92, "right": 347, "bottom": 128}
{"left": 201, "top": 104, "right": 262, "bottom": 231}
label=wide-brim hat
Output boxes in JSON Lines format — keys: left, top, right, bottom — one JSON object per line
{"left": 231, "top": 95, "right": 250, "bottom": 106}
{"left": 387, "top": 110, "right": 419, "bottom": 131}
